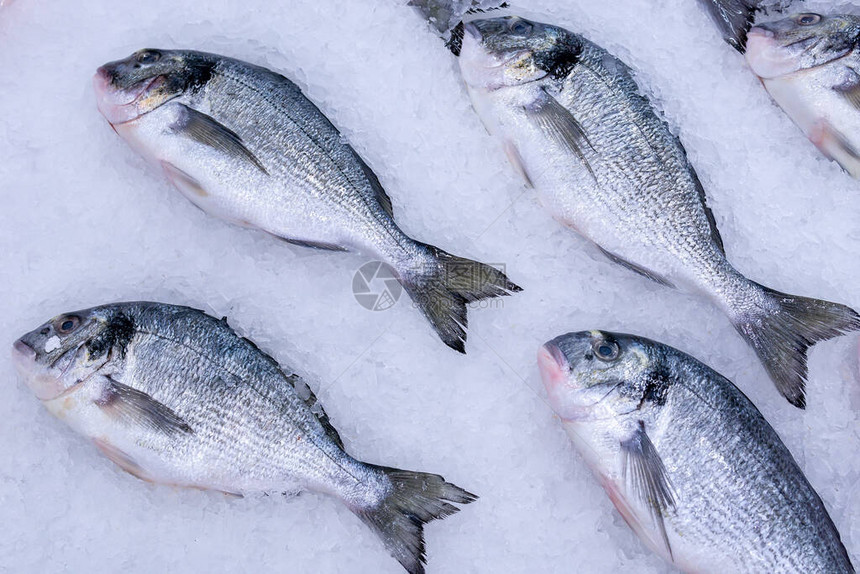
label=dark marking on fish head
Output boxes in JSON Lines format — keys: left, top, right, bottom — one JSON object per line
{"left": 94, "top": 49, "right": 216, "bottom": 121}
{"left": 13, "top": 306, "right": 118, "bottom": 400}
{"left": 539, "top": 331, "right": 674, "bottom": 421}
{"left": 85, "top": 311, "right": 136, "bottom": 361}
{"left": 459, "top": 16, "right": 582, "bottom": 89}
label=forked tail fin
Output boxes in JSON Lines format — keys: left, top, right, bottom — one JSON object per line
{"left": 399, "top": 243, "right": 522, "bottom": 353}
{"left": 352, "top": 465, "right": 477, "bottom": 574}
{"left": 732, "top": 283, "right": 860, "bottom": 408}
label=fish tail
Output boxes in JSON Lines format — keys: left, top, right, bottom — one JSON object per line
{"left": 352, "top": 465, "right": 477, "bottom": 574}
{"left": 731, "top": 282, "right": 860, "bottom": 408}
{"left": 398, "top": 242, "right": 522, "bottom": 353}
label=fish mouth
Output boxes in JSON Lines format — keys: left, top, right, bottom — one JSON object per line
{"left": 12, "top": 338, "right": 35, "bottom": 363}
{"left": 538, "top": 342, "right": 570, "bottom": 389}
{"left": 745, "top": 26, "right": 810, "bottom": 79}
{"left": 93, "top": 71, "right": 163, "bottom": 125}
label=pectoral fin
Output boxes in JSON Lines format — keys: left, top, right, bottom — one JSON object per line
{"left": 835, "top": 81, "right": 860, "bottom": 111}
{"left": 525, "top": 90, "right": 596, "bottom": 179}
{"left": 620, "top": 421, "right": 676, "bottom": 559}
{"left": 96, "top": 378, "right": 193, "bottom": 437}
{"left": 173, "top": 104, "right": 268, "bottom": 174}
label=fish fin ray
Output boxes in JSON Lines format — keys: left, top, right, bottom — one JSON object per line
{"left": 689, "top": 169, "right": 726, "bottom": 255}
{"left": 525, "top": 91, "right": 596, "bottom": 180}
{"left": 597, "top": 246, "right": 675, "bottom": 288}
{"left": 835, "top": 80, "right": 860, "bottom": 111}
{"left": 352, "top": 464, "right": 477, "bottom": 574}
{"left": 502, "top": 140, "right": 534, "bottom": 188}
{"left": 174, "top": 104, "right": 268, "bottom": 174}
{"left": 97, "top": 377, "right": 193, "bottom": 436}
{"left": 698, "top": 0, "right": 760, "bottom": 52}
{"left": 285, "top": 373, "right": 345, "bottom": 450}
{"left": 621, "top": 421, "right": 676, "bottom": 560}
{"left": 356, "top": 156, "right": 394, "bottom": 218}
{"left": 93, "top": 438, "right": 153, "bottom": 482}
{"left": 399, "top": 243, "right": 522, "bottom": 353}
{"left": 276, "top": 236, "right": 348, "bottom": 251}
{"left": 732, "top": 283, "right": 860, "bottom": 408}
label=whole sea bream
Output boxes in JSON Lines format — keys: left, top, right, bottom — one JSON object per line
{"left": 537, "top": 330, "right": 855, "bottom": 573}
{"left": 12, "top": 302, "right": 476, "bottom": 574}
{"left": 458, "top": 15, "right": 859, "bottom": 407}
{"left": 746, "top": 12, "right": 860, "bottom": 178}
{"left": 93, "top": 49, "right": 520, "bottom": 353}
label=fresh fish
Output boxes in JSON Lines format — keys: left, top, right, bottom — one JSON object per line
{"left": 12, "top": 302, "right": 476, "bottom": 574}
{"left": 538, "top": 330, "right": 855, "bottom": 573}
{"left": 93, "top": 49, "right": 520, "bottom": 353}
{"left": 746, "top": 12, "right": 860, "bottom": 178}
{"left": 458, "top": 15, "right": 860, "bottom": 408}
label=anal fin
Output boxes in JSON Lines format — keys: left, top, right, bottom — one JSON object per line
{"left": 597, "top": 246, "right": 675, "bottom": 288}
{"left": 277, "top": 236, "right": 348, "bottom": 252}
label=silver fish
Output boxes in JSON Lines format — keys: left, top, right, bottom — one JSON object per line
{"left": 93, "top": 49, "right": 520, "bottom": 353}
{"left": 12, "top": 302, "right": 476, "bottom": 574}
{"left": 458, "top": 15, "right": 859, "bottom": 408}
{"left": 746, "top": 12, "right": 860, "bottom": 178}
{"left": 538, "top": 330, "right": 855, "bottom": 573}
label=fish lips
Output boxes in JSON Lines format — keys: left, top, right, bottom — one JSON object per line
{"left": 92, "top": 68, "right": 162, "bottom": 125}
{"left": 11, "top": 338, "right": 58, "bottom": 401}
{"left": 745, "top": 26, "right": 802, "bottom": 79}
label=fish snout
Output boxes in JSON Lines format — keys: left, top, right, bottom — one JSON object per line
{"left": 538, "top": 342, "right": 570, "bottom": 391}
{"left": 12, "top": 337, "right": 35, "bottom": 363}
{"left": 745, "top": 26, "right": 798, "bottom": 79}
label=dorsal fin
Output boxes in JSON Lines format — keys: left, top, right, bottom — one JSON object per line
{"left": 286, "top": 373, "right": 344, "bottom": 450}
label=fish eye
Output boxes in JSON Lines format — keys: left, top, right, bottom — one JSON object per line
{"left": 510, "top": 20, "right": 533, "bottom": 35}
{"left": 796, "top": 13, "right": 821, "bottom": 26}
{"left": 55, "top": 315, "right": 81, "bottom": 335}
{"left": 592, "top": 339, "right": 620, "bottom": 361}
{"left": 136, "top": 50, "right": 161, "bottom": 64}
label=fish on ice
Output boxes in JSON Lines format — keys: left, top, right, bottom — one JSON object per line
{"left": 13, "top": 302, "right": 477, "bottom": 574}
{"left": 457, "top": 15, "right": 860, "bottom": 407}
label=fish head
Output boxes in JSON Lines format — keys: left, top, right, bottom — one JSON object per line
{"left": 13, "top": 306, "right": 128, "bottom": 401}
{"left": 93, "top": 49, "right": 212, "bottom": 124}
{"left": 538, "top": 330, "right": 668, "bottom": 425}
{"left": 746, "top": 13, "right": 860, "bottom": 79}
{"left": 458, "top": 16, "right": 581, "bottom": 90}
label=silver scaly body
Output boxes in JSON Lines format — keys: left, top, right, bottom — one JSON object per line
{"left": 459, "top": 16, "right": 859, "bottom": 407}
{"left": 13, "top": 302, "right": 475, "bottom": 574}
{"left": 538, "top": 330, "right": 854, "bottom": 573}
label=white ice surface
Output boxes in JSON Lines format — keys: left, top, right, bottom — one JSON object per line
{"left": 1, "top": 0, "right": 858, "bottom": 572}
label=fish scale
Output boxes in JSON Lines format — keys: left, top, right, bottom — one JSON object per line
{"left": 14, "top": 302, "right": 477, "bottom": 574}
{"left": 459, "top": 15, "right": 860, "bottom": 407}
{"left": 538, "top": 330, "right": 854, "bottom": 572}
{"left": 94, "top": 49, "right": 520, "bottom": 353}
